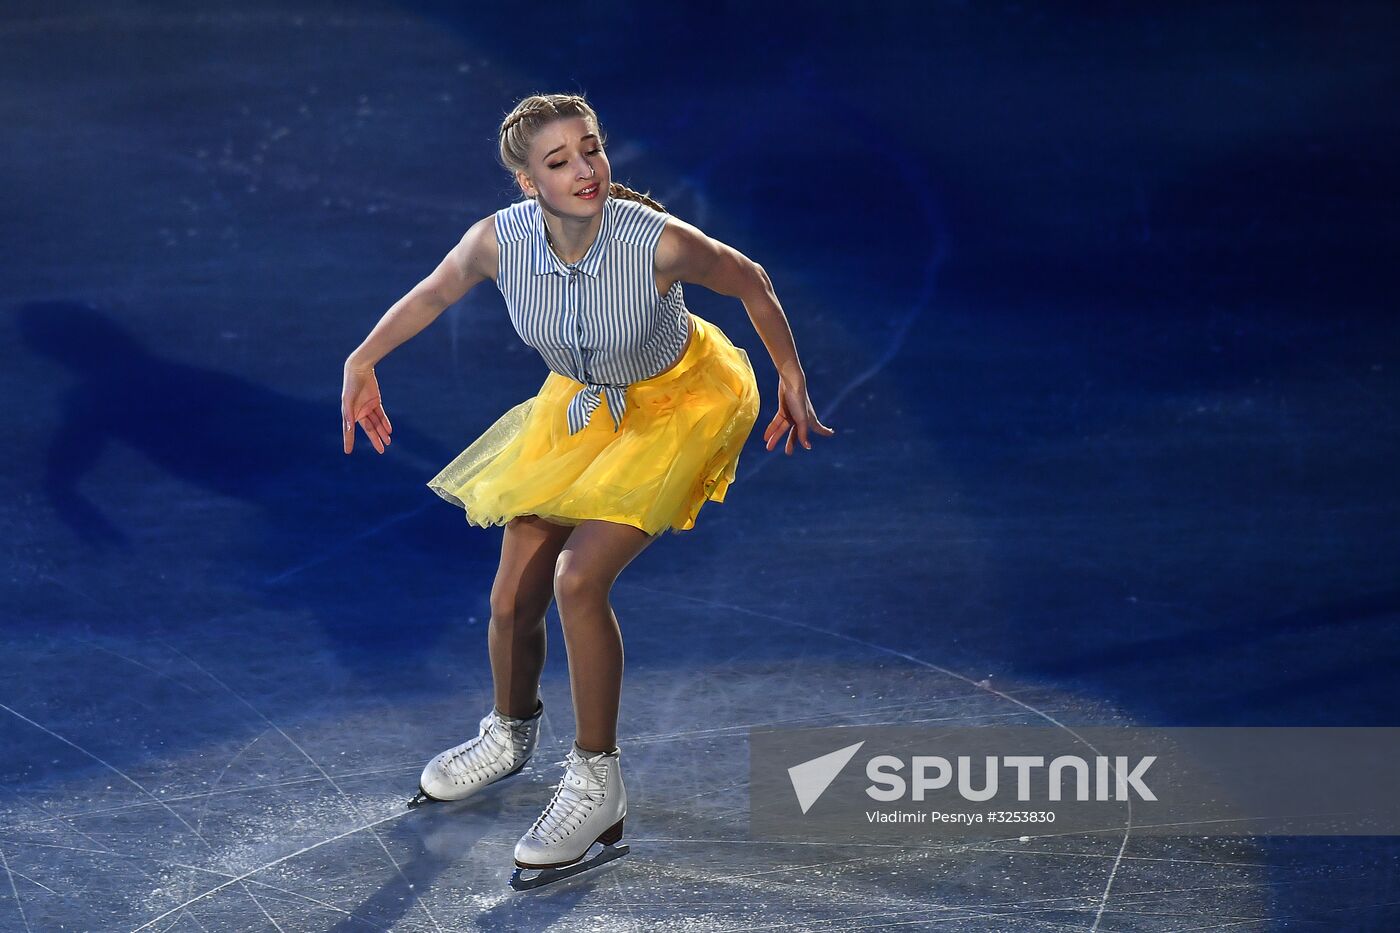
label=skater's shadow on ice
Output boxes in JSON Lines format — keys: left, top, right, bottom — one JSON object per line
{"left": 328, "top": 798, "right": 507, "bottom": 933}
{"left": 19, "top": 299, "right": 483, "bottom": 677}
{"left": 331, "top": 795, "right": 600, "bottom": 930}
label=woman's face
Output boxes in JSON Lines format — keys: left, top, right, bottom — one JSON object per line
{"left": 519, "top": 116, "right": 610, "bottom": 219}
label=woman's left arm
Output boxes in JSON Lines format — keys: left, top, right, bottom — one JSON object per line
{"left": 657, "top": 217, "right": 836, "bottom": 455}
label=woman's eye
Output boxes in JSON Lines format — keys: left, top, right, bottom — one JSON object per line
{"left": 548, "top": 149, "right": 602, "bottom": 170}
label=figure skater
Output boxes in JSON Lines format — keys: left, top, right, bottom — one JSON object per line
{"left": 340, "top": 92, "right": 834, "bottom": 889}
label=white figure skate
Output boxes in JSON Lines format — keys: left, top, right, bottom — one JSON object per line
{"left": 408, "top": 699, "right": 544, "bottom": 808}
{"left": 510, "top": 741, "right": 629, "bottom": 890}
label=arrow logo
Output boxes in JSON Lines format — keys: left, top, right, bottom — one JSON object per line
{"left": 788, "top": 741, "right": 865, "bottom": 814}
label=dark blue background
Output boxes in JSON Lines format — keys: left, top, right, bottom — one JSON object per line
{"left": 4, "top": 2, "right": 1398, "bottom": 928}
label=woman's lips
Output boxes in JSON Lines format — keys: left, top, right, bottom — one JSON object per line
{"left": 575, "top": 183, "right": 599, "bottom": 199}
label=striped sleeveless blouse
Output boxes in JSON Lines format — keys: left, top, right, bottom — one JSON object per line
{"left": 494, "top": 195, "right": 691, "bottom": 435}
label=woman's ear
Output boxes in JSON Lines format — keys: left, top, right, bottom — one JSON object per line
{"left": 516, "top": 170, "right": 536, "bottom": 198}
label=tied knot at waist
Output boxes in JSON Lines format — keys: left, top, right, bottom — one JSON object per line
{"left": 566, "top": 381, "right": 629, "bottom": 435}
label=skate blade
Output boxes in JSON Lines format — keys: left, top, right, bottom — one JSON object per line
{"left": 509, "top": 843, "right": 630, "bottom": 891}
{"left": 406, "top": 787, "right": 439, "bottom": 810}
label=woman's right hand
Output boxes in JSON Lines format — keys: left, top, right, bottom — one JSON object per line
{"left": 342, "top": 363, "right": 392, "bottom": 454}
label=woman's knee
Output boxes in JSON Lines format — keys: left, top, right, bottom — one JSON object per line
{"left": 553, "top": 557, "right": 610, "bottom": 615}
{"left": 488, "top": 586, "right": 550, "bottom": 632}
{"left": 491, "top": 517, "right": 572, "bottom": 628}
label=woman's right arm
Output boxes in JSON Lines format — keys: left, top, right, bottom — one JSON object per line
{"left": 345, "top": 215, "right": 499, "bottom": 371}
{"left": 342, "top": 216, "right": 498, "bottom": 454}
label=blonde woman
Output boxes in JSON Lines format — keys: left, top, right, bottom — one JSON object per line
{"left": 341, "top": 93, "right": 834, "bottom": 889}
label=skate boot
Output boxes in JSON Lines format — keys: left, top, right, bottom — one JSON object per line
{"left": 408, "top": 698, "right": 544, "bottom": 808}
{"left": 510, "top": 741, "right": 629, "bottom": 890}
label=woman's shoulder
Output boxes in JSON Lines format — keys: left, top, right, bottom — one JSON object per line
{"left": 451, "top": 214, "right": 501, "bottom": 281}
{"left": 607, "top": 194, "right": 668, "bottom": 243}
{"left": 494, "top": 198, "right": 538, "bottom": 243}
{"left": 608, "top": 193, "right": 665, "bottom": 219}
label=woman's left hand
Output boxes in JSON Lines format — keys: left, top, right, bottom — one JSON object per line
{"left": 764, "top": 372, "right": 836, "bottom": 455}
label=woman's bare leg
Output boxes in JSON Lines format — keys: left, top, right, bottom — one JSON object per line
{"left": 489, "top": 515, "right": 574, "bottom": 718}
{"left": 553, "top": 520, "right": 660, "bottom": 753}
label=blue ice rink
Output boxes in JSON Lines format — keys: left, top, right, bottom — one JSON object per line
{"left": 5, "top": 2, "right": 1400, "bottom": 929}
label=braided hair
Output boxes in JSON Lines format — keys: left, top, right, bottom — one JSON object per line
{"left": 499, "top": 93, "right": 667, "bottom": 213}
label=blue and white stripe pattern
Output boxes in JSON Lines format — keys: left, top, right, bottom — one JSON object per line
{"left": 494, "top": 195, "right": 691, "bottom": 435}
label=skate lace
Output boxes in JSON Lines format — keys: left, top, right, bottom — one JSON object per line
{"left": 444, "top": 712, "right": 529, "bottom": 784}
{"left": 528, "top": 749, "right": 608, "bottom": 844}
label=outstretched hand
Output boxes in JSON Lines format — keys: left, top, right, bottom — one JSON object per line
{"left": 763, "top": 373, "right": 836, "bottom": 456}
{"left": 342, "top": 364, "right": 392, "bottom": 454}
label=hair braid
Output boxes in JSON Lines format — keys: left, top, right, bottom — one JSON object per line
{"left": 607, "top": 182, "right": 667, "bottom": 214}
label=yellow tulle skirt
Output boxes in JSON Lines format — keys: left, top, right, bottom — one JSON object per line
{"left": 427, "top": 314, "right": 761, "bottom": 536}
